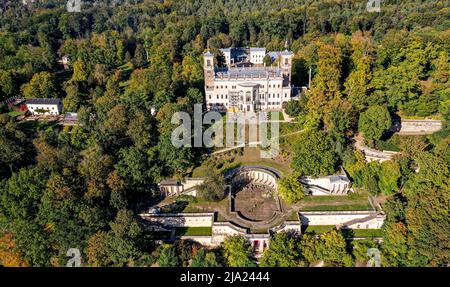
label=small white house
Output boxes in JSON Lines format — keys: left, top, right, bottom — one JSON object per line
{"left": 26, "top": 98, "right": 63, "bottom": 116}
{"left": 300, "top": 174, "right": 352, "bottom": 196}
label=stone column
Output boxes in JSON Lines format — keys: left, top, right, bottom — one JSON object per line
{"left": 260, "top": 240, "right": 265, "bottom": 253}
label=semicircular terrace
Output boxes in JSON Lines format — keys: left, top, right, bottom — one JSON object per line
{"left": 226, "top": 165, "right": 280, "bottom": 192}
{"left": 228, "top": 166, "right": 282, "bottom": 224}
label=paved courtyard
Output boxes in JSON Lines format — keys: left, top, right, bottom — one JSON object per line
{"left": 234, "top": 185, "right": 278, "bottom": 221}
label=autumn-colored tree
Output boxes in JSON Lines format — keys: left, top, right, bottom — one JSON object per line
{"left": 307, "top": 43, "right": 342, "bottom": 115}
{"left": 21, "top": 72, "right": 57, "bottom": 98}
{"left": 344, "top": 32, "right": 375, "bottom": 110}
{"left": 223, "top": 235, "right": 256, "bottom": 267}
{"left": 0, "top": 232, "right": 29, "bottom": 267}
{"left": 71, "top": 58, "right": 88, "bottom": 82}
{"left": 278, "top": 173, "right": 305, "bottom": 203}
{"left": 316, "top": 230, "right": 353, "bottom": 267}
{"left": 260, "top": 232, "right": 300, "bottom": 267}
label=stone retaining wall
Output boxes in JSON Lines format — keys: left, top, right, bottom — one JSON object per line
{"left": 299, "top": 211, "right": 384, "bottom": 229}
{"left": 139, "top": 213, "right": 214, "bottom": 227}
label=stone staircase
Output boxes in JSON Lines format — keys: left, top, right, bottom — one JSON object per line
{"left": 338, "top": 213, "right": 379, "bottom": 229}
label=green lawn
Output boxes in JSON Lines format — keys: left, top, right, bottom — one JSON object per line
{"left": 301, "top": 194, "right": 367, "bottom": 203}
{"left": 350, "top": 229, "right": 383, "bottom": 238}
{"left": 193, "top": 146, "right": 292, "bottom": 176}
{"left": 300, "top": 203, "right": 372, "bottom": 211}
{"left": 175, "top": 227, "right": 212, "bottom": 236}
{"left": 181, "top": 201, "right": 227, "bottom": 213}
{"left": 397, "top": 110, "right": 443, "bottom": 121}
{"left": 269, "top": 111, "right": 284, "bottom": 121}
{"left": 300, "top": 193, "right": 372, "bottom": 211}
{"left": 302, "top": 225, "right": 335, "bottom": 234}
{"left": 279, "top": 121, "right": 303, "bottom": 135}
{"left": 302, "top": 226, "right": 383, "bottom": 238}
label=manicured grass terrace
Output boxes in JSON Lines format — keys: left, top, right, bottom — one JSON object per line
{"left": 175, "top": 227, "right": 212, "bottom": 236}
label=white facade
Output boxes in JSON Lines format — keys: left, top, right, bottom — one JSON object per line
{"left": 219, "top": 48, "right": 232, "bottom": 66}
{"left": 158, "top": 178, "right": 205, "bottom": 197}
{"left": 204, "top": 48, "right": 293, "bottom": 112}
{"left": 250, "top": 48, "right": 266, "bottom": 65}
{"left": 26, "top": 99, "right": 62, "bottom": 116}
{"left": 299, "top": 211, "right": 385, "bottom": 229}
{"left": 300, "top": 174, "right": 352, "bottom": 196}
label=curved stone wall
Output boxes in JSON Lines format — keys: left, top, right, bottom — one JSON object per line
{"left": 229, "top": 166, "right": 280, "bottom": 192}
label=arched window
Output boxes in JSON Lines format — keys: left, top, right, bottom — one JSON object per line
{"left": 246, "top": 91, "right": 251, "bottom": 102}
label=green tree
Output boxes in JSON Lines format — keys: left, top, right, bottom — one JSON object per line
{"left": 133, "top": 43, "right": 147, "bottom": 68}
{"left": 263, "top": 54, "right": 273, "bottom": 66}
{"left": 87, "top": 231, "right": 111, "bottom": 267}
{"left": 21, "top": 72, "right": 57, "bottom": 99}
{"left": 223, "top": 235, "right": 256, "bottom": 267}
{"left": 316, "top": 230, "right": 353, "bottom": 267}
{"left": 284, "top": 100, "right": 303, "bottom": 117}
{"left": 358, "top": 105, "right": 391, "bottom": 144}
{"left": 0, "top": 69, "right": 14, "bottom": 100}
{"left": 278, "top": 173, "right": 305, "bottom": 203}
{"left": 292, "top": 130, "right": 338, "bottom": 177}
{"left": 71, "top": 58, "right": 88, "bottom": 82}
{"left": 190, "top": 248, "right": 221, "bottom": 267}
{"left": 197, "top": 170, "right": 225, "bottom": 202}
{"left": 158, "top": 245, "right": 180, "bottom": 267}
{"left": 260, "top": 232, "right": 300, "bottom": 267}
{"left": 299, "top": 232, "right": 319, "bottom": 265}
{"left": 181, "top": 54, "right": 203, "bottom": 85}
{"left": 378, "top": 161, "right": 401, "bottom": 195}
{"left": 307, "top": 43, "right": 342, "bottom": 116}
{"left": 0, "top": 123, "right": 27, "bottom": 178}
{"left": 106, "top": 209, "right": 144, "bottom": 266}
{"left": 403, "top": 153, "right": 450, "bottom": 266}
{"left": 344, "top": 32, "right": 374, "bottom": 110}
{"left": 62, "top": 83, "right": 82, "bottom": 112}
{"left": 351, "top": 240, "right": 378, "bottom": 265}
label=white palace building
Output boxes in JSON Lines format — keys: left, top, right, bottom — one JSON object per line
{"left": 203, "top": 47, "right": 294, "bottom": 112}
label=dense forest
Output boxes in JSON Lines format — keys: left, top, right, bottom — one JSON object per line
{"left": 0, "top": 0, "right": 448, "bottom": 267}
